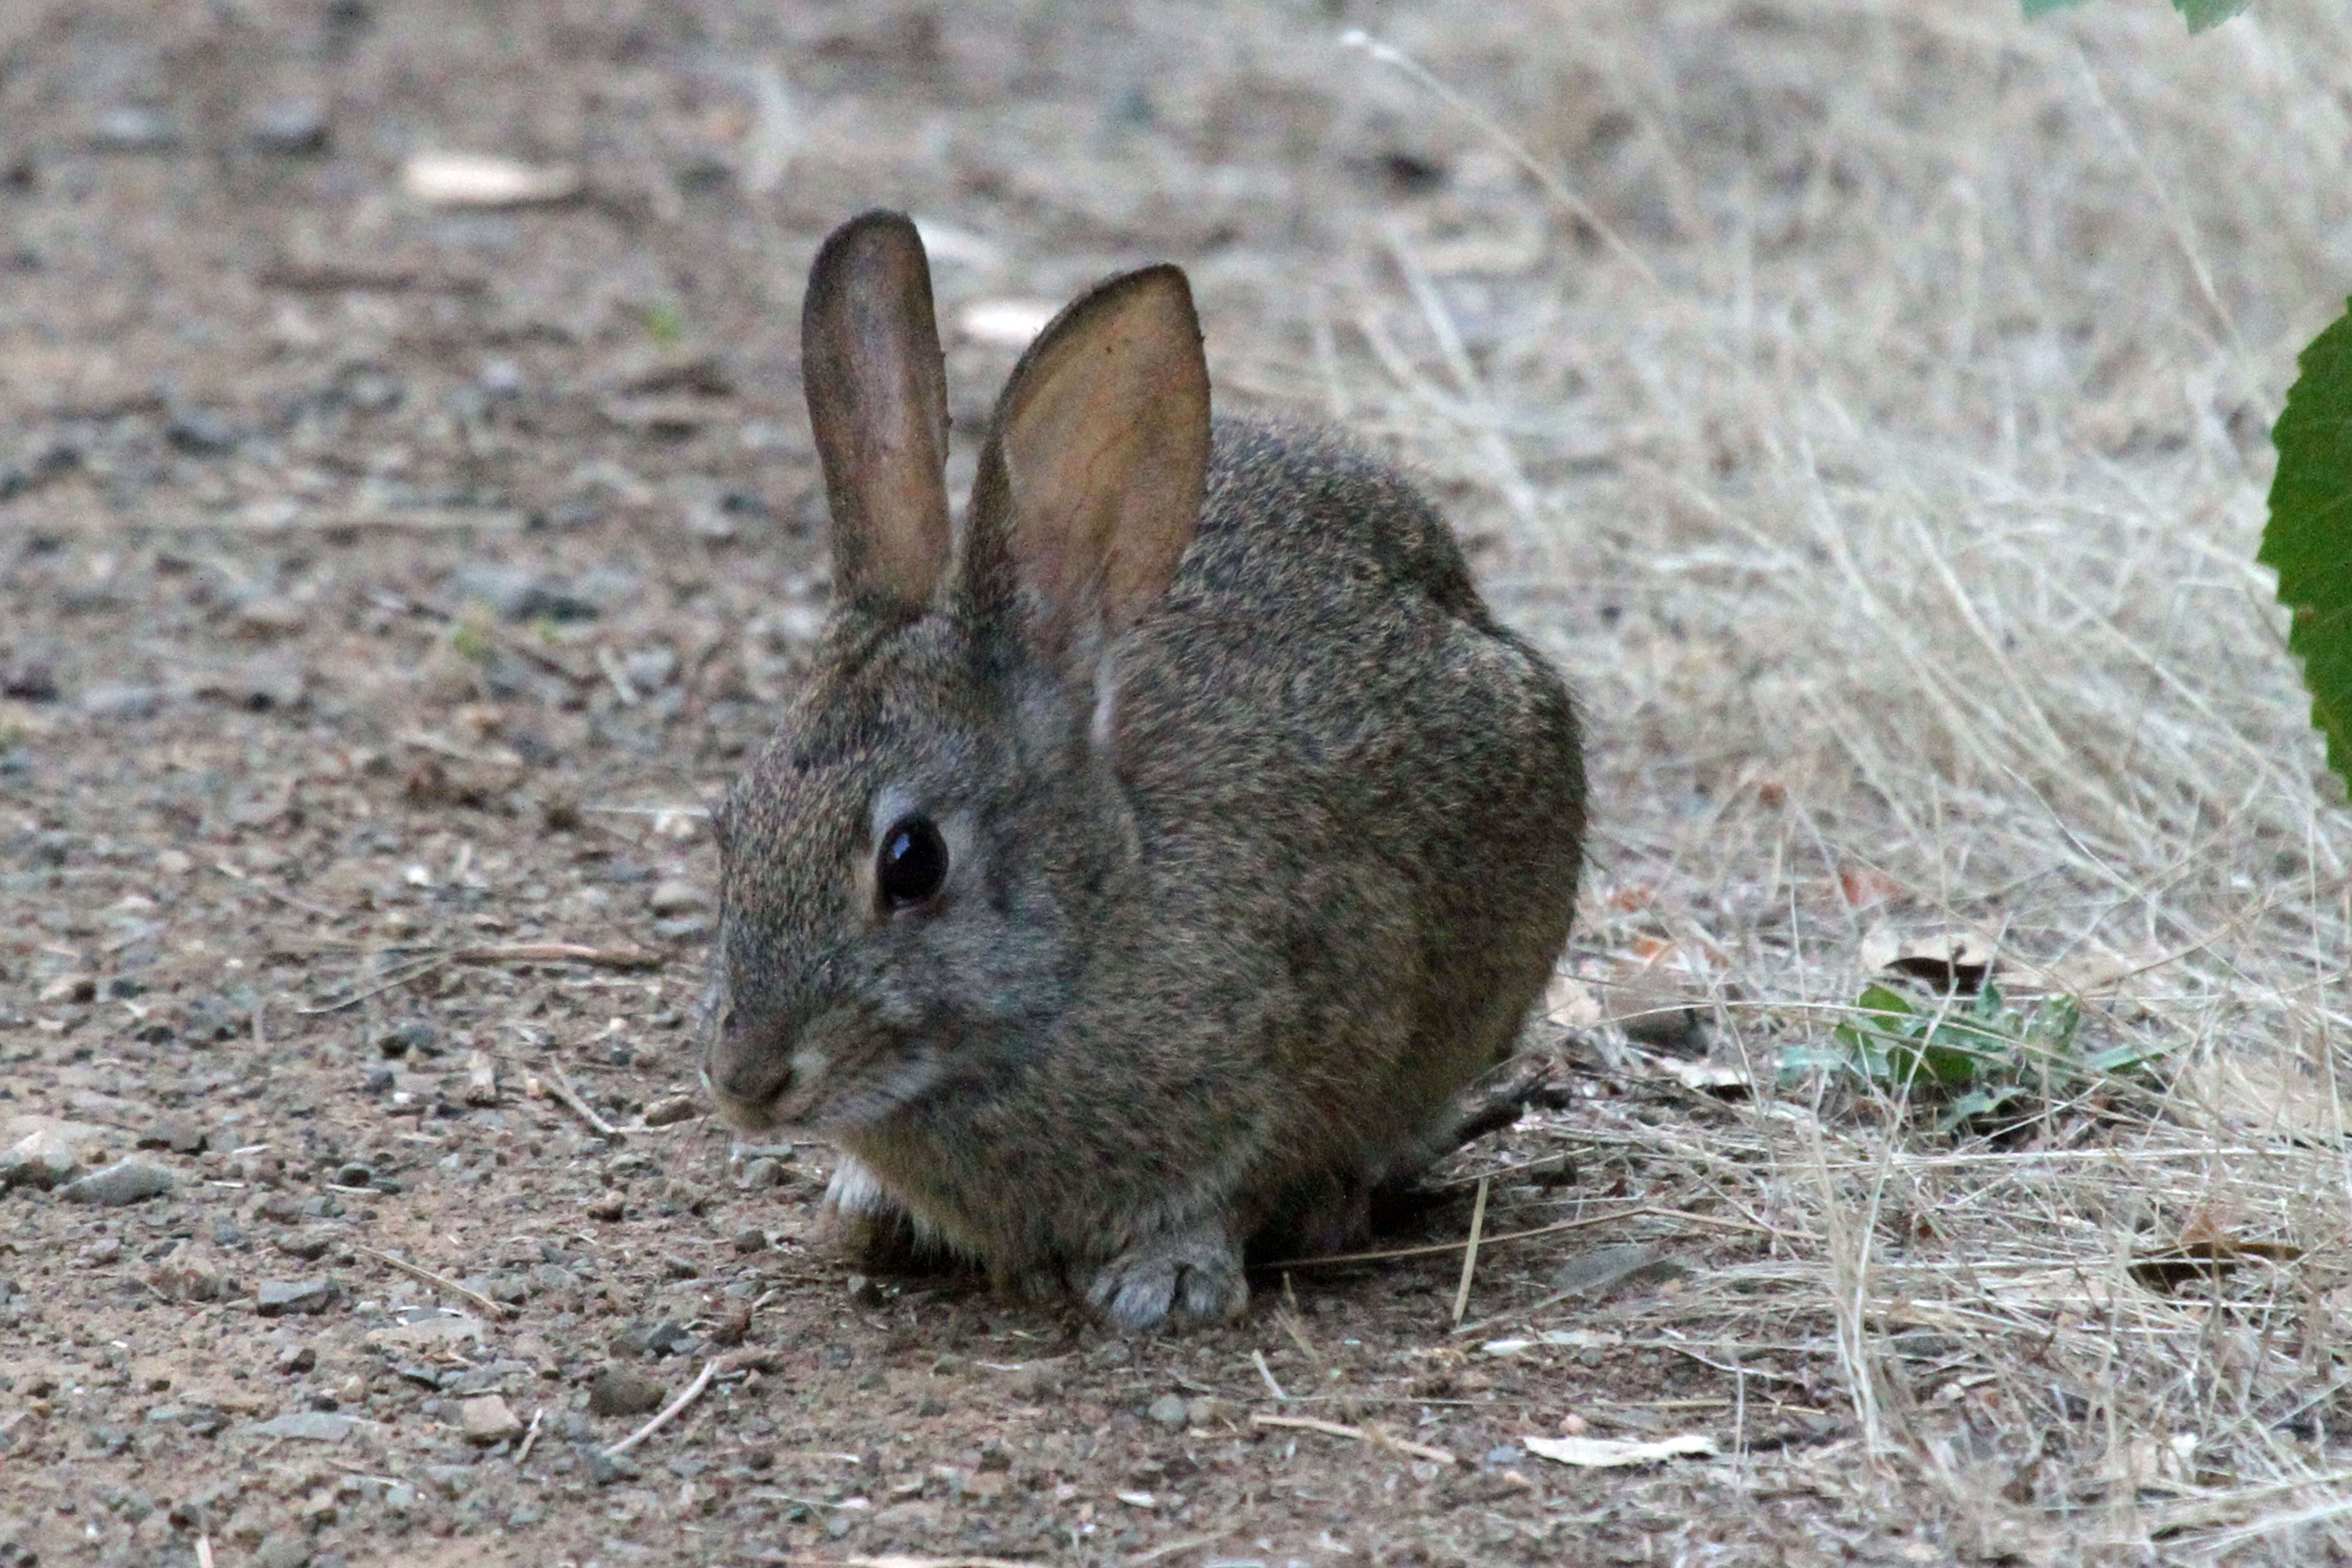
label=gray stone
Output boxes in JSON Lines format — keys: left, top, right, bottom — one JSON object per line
{"left": 453, "top": 563, "right": 601, "bottom": 623}
{"left": 59, "top": 1158, "right": 175, "bottom": 1206}
{"left": 81, "top": 683, "right": 163, "bottom": 720}
{"left": 247, "top": 98, "right": 329, "bottom": 155}
{"left": 1145, "top": 1393, "right": 1190, "bottom": 1427}
{"left": 589, "top": 1364, "right": 665, "bottom": 1417}
{"left": 91, "top": 105, "right": 180, "bottom": 152}
{"left": 166, "top": 404, "right": 240, "bottom": 456}
{"left": 253, "top": 1532, "right": 312, "bottom": 1568}
{"left": 646, "top": 878, "right": 706, "bottom": 916}
{"left": 459, "top": 1393, "right": 523, "bottom": 1445}
{"left": 621, "top": 647, "right": 677, "bottom": 690}
{"left": 585, "top": 1449, "right": 640, "bottom": 1485}
{"left": 379, "top": 1017, "right": 440, "bottom": 1057}
{"left": 255, "top": 1278, "right": 340, "bottom": 1317}
{"left": 235, "top": 1410, "right": 371, "bottom": 1443}
{"left": 0, "top": 1125, "right": 86, "bottom": 1190}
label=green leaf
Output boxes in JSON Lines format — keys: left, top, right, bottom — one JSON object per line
{"left": 2173, "top": 0, "right": 2249, "bottom": 29}
{"left": 1938, "top": 1086, "right": 2024, "bottom": 1132}
{"left": 2259, "top": 299, "right": 2352, "bottom": 794}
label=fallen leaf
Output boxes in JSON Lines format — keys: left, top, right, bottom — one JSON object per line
{"left": 1524, "top": 1433, "right": 1716, "bottom": 1468}
{"left": 2129, "top": 1238, "right": 2303, "bottom": 1294}
{"left": 1858, "top": 925, "right": 1998, "bottom": 993}
{"left": 1544, "top": 975, "right": 1602, "bottom": 1028}
{"left": 1836, "top": 865, "right": 1906, "bottom": 910}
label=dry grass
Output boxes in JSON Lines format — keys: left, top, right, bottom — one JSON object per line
{"left": 1205, "top": 0, "right": 2352, "bottom": 1559}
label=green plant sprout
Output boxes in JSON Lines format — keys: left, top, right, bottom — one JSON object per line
{"left": 1782, "top": 981, "right": 2162, "bottom": 1133}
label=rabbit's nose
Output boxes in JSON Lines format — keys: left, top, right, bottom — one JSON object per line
{"left": 702, "top": 1022, "right": 792, "bottom": 1130}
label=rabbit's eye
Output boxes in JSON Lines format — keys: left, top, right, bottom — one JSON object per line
{"left": 877, "top": 814, "right": 948, "bottom": 909}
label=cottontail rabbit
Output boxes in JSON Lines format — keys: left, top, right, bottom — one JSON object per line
{"left": 702, "top": 210, "right": 1584, "bottom": 1329}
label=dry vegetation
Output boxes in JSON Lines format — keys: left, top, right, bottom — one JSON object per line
{"left": 3, "top": 0, "right": 2352, "bottom": 1563}
{"left": 1348, "top": 0, "right": 2352, "bottom": 1558}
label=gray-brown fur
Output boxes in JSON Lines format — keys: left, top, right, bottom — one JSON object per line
{"left": 702, "top": 210, "right": 1585, "bottom": 1330}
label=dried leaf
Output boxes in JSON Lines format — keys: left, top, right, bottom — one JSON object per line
{"left": 1835, "top": 865, "right": 1906, "bottom": 910}
{"left": 2129, "top": 1238, "right": 2303, "bottom": 1294}
{"left": 1858, "top": 925, "right": 1997, "bottom": 993}
{"left": 1524, "top": 1433, "right": 1716, "bottom": 1468}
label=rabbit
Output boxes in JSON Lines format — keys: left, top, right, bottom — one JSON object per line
{"left": 701, "top": 209, "right": 1585, "bottom": 1331}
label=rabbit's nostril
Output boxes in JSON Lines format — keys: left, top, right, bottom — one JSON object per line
{"left": 703, "top": 1025, "right": 793, "bottom": 1125}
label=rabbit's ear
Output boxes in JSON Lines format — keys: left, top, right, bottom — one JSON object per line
{"left": 802, "top": 211, "right": 953, "bottom": 613}
{"left": 963, "top": 264, "right": 1209, "bottom": 675}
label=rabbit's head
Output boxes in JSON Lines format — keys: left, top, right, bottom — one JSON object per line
{"left": 701, "top": 211, "right": 1210, "bottom": 1138}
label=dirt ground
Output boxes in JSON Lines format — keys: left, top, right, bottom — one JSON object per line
{"left": 5, "top": 1, "right": 2352, "bottom": 1565}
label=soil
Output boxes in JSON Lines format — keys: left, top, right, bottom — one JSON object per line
{"left": 0, "top": 2, "right": 2068, "bottom": 1565}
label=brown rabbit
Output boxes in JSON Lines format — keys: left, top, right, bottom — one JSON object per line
{"left": 701, "top": 210, "right": 1584, "bottom": 1329}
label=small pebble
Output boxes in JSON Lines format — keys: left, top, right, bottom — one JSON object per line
{"left": 459, "top": 1394, "right": 523, "bottom": 1445}
{"left": 1145, "top": 1393, "right": 1189, "bottom": 1427}
{"left": 246, "top": 98, "right": 329, "bottom": 155}
{"left": 731, "top": 1227, "right": 768, "bottom": 1254}
{"left": 0, "top": 1126, "right": 86, "bottom": 1190}
{"left": 588, "top": 1365, "right": 665, "bottom": 1417}
{"left": 252, "top": 1532, "right": 311, "bottom": 1568}
{"left": 91, "top": 105, "right": 181, "bottom": 152}
{"left": 255, "top": 1278, "right": 340, "bottom": 1318}
{"left": 646, "top": 878, "right": 706, "bottom": 917}
{"left": 77, "top": 1235, "right": 123, "bottom": 1267}
{"left": 276, "top": 1343, "right": 318, "bottom": 1374}
{"left": 585, "top": 1191, "right": 625, "bottom": 1222}
{"left": 640, "top": 1093, "right": 699, "bottom": 1127}
{"left": 60, "top": 1158, "right": 175, "bottom": 1207}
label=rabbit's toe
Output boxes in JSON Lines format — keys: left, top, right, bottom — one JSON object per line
{"left": 1085, "top": 1227, "right": 1247, "bottom": 1331}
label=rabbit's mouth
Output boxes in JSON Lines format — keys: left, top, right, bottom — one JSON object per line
{"left": 703, "top": 1013, "right": 937, "bottom": 1135}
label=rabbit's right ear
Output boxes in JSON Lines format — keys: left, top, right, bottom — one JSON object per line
{"left": 801, "top": 211, "right": 953, "bottom": 613}
{"left": 960, "top": 264, "right": 1210, "bottom": 684}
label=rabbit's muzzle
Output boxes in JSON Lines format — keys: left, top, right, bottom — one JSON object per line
{"left": 700, "top": 1015, "right": 797, "bottom": 1132}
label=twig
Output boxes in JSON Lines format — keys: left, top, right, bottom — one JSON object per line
{"left": 1251, "top": 1411, "right": 1458, "bottom": 1467}
{"left": 515, "top": 1406, "right": 545, "bottom": 1465}
{"left": 777, "top": 1557, "right": 1043, "bottom": 1568}
{"left": 196, "top": 1537, "right": 215, "bottom": 1568}
{"left": 1127, "top": 1536, "right": 1223, "bottom": 1566}
{"left": 1451, "top": 1175, "right": 1490, "bottom": 1327}
{"left": 596, "top": 645, "right": 641, "bottom": 706}
{"left": 607, "top": 1356, "right": 722, "bottom": 1458}
{"left": 449, "top": 942, "right": 658, "bottom": 971}
{"left": 297, "top": 941, "right": 660, "bottom": 1014}
{"left": 546, "top": 1066, "right": 622, "bottom": 1139}
{"left": 353, "top": 1243, "right": 517, "bottom": 1321}
{"left": 1263, "top": 1205, "right": 1680, "bottom": 1269}
{"left": 296, "top": 953, "right": 452, "bottom": 1014}
{"left": 1251, "top": 1348, "right": 1290, "bottom": 1402}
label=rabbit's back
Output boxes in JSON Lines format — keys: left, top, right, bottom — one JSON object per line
{"left": 1110, "top": 417, "right": 1585, "bottom": 1229}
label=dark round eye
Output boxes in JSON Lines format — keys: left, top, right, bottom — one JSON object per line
{"left": 876, "top": 814, "right": 948, "bottom": 910}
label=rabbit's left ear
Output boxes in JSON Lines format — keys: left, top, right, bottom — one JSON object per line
{"left": 960, "top": 264, "right": 1210, "bottom": 676}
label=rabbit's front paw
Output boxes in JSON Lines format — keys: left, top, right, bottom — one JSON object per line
{"left": 1083, "top": 1224, "right": 1247, "bottom": 1331}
